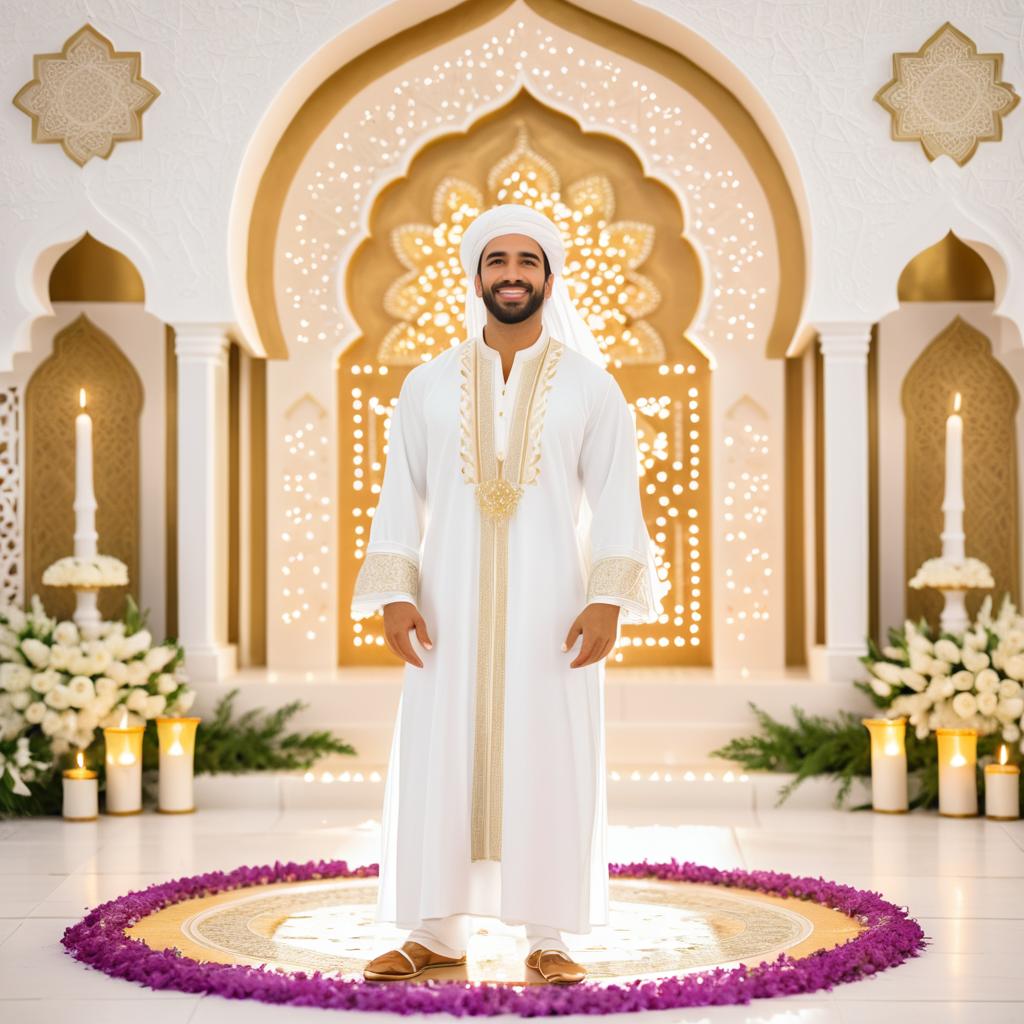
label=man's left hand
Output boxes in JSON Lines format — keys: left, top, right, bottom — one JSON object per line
{"left": 562, "top": 603, "right": 621, "bottom": 668}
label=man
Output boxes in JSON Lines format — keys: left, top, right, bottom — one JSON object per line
{"left": 351, "top": 204, "right": 666, "bottom": 984}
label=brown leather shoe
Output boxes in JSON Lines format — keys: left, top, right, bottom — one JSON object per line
{"left": 525, "top": 948, "right": 587, "bottom": 984}
{"left": 363, "top": 940, "right": 467, "bottom": 981}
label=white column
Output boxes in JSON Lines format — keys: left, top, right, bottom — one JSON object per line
{"left": 810, "top": 323, "right": 871, "bottom": 683}
{"left": 174, "top": 324, "right": 237, "bottom": 681}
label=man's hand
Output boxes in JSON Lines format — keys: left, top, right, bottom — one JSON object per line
{"left": 382, "top": 601, "right": 433, "bottom": 668}
{"left": 562, "top": 603, "right": 620, "bottom": 668}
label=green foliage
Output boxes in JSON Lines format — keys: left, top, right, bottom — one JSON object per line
{"left": 183, "top": 687, "right": 356, "bottom": 775}
{"left": 710, "top": 703, "right": 872, "bottom": 808}
{"left": 123, "top": 593, "right": 148, "bottom": 636}
{"left": 711, "top": 701, "right": 1023, "bottom": 815}
{"left": 0, "top": 771, "right": 61, "bottom": 817}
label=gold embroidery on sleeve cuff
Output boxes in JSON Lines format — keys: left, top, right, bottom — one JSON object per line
{"left": 586, "top": 555, "right": 652, "bottom": 617}
{"left": 353, "top": 551, "right": 419, "bottom": 603}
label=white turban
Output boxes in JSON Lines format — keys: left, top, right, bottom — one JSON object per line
{"left": 459, "top": 204, "right": 605, "bottom": 366}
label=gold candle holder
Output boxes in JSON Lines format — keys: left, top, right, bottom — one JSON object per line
{"left": 984, "top": 743, "right": 1020, "bottom": 821}
{"left": 156, "top": 716, "right": 201, "bottom": 813}
{"left": 861, "top": 717, "right": 908, "bottom": 812}
{"left": 62, "top": 749, "right": 98, "bottom": 821}
{"left": 936, "top": 728, "right": 979, "bottom": 817}
{"left": 103, "top": 722, "right": 146, "bottom": 815}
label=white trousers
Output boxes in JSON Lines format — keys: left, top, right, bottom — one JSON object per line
{"left": 407, "top": 914, "right": 570, "bottom": 958}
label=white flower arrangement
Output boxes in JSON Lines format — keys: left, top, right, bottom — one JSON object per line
{"left": 908, "top": 557, "right": 994, "bottom": 591}
{"left": 42, "top": 555, "right": 129, "bottom": 588}
{"left": 0, "top": 594, "right": 193, "bottom": 800}
{"left": 861, "top": 594, "right": 1024, "bottom": 751}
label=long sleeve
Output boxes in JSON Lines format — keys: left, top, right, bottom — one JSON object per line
{"left": 350, "top": 370, "right": 428, "bottom": 620}
{"left": 578, "top": 374, "right": 668, "bottom": 625}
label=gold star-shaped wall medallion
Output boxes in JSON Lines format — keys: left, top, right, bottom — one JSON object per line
{"left": 12, "top": 24, "right": 160, "bottom": 166}
{"left": 874, "top": 22, "right": 1019, "bottom": 166}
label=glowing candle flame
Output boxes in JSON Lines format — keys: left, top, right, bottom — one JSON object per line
{"left": 953, "top": 392, "right": 962, "bottom": 414}
{"left": 79, "top": 388, "right": 87, "bottom": 409}
{"left": 999, "top": 743, "right": 1008, "bottom": 765}
{"left": 118, "top": 707, "right": 128, "bottom": 729}
{"left": 75, "top": 749, "right": 85, "bottom": 770}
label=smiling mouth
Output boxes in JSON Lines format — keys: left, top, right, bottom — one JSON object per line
{"left": 495, "top": 287, "right": 530, "bottom": 301}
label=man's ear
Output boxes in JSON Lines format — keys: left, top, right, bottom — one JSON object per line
{"left": 474, "top": 273, "right": 483, "bottom": 298}
{"left": 544, "top": 273, "right": 554, "bottom": 299}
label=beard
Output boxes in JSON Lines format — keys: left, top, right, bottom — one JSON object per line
{"left": 481, "top": 281, "right": 546, "bottom": 324}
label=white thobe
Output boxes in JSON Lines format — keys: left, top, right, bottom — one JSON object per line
{"left": 351, "top": 322, "right": 665, "bottom": 934}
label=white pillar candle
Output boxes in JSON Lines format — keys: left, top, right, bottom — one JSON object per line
{"left": 62, "top": 751, "right": 98, "bottom": 821}
{"left": 936, "top": 728, "right": 978, "bottom": 817}
{"left": 985, "top": 745, "right": 1020, "bottom": 820}
{"left": 157, "top": 716, "right": 201, "bottom": 813}
{"left": 74, "top": 388, "right": 98, "bottom": 559}
{"left": 941, "top": 392, "right": 965, "bottom": 562}
{"left": 103, "top": 723, "right": 145, "bottom": 815}
{"left": 862, "top": 717, "right": 908, "bottom": 812}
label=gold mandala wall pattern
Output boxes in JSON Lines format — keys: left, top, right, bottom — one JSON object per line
{"left": 379, "top": 119, "right": 668, "bottom": 368}
{"left": 341, "top": 93, "right": 710, "bottom": 667}
{"left": 875, "top": 22, "right": 1019, "bottom": 166}
{"left": 902, "top": 317, "right": 1019, "bottom": 625}
{"left": 13, "top": 24, "right": 160, "bottom": 166}
{"left": 25, "top": 315, "right": 143, "bottom": 622}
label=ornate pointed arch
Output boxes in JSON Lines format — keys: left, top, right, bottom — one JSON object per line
{"left": 341, "top": 97, "right": 710, "bottom": 666}
{"left": 902, "top": 316, "right": 1019, "bottom": 623}
{"left": 24, "top": 314, "right": 144, "bottom": 620}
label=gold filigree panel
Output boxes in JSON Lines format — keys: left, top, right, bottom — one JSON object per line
{"left": 25, "top": 315, "right": 143, "bottom": 621}
{"left": 340, "top": 93, "right": 710, "bottom": 666}
{"left": 902, "top": 317, "right": 1019, "bottom": 624}
{"left": 875, "top": 22, "right": 1019, "bottom": 166}
{"left": 12, "top": 24, "right": 160, "bottom": 167}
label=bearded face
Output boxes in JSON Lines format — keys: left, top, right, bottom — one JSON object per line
{"left": 477, "top": 235, "right": 551, "bottom": 325}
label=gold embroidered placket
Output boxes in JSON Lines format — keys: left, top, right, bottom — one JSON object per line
{"left": 466, "top": 336, "right": 562, "bottom": 861}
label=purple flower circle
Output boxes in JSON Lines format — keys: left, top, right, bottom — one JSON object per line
{"left": 61, "top": 858, "right": 927, "bottom": 1014}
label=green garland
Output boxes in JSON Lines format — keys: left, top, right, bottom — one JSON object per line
{"left": 0, "top": 686, "right": 356, "bottom": 817}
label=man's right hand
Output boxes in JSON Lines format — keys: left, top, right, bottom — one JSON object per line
{"left": 382, "top": 601, "right": 433, "bottom": 668}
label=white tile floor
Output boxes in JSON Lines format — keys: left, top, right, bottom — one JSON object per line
{"left": 1, "top": 805, "right": 1023, "bottom": 1023}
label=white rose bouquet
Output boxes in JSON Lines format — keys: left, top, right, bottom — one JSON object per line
{"left": 859, "top": 594, "right": 1024, "bottom": 750}
{"left": 0, "top": 593, "right": 193, "bottom": 809}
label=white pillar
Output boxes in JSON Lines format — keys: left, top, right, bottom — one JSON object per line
{"left": 174, "top": 324, "right": 237, "bottom": 681}
{"left": 810, "top": 323, "right": 871, "bottom": 683}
